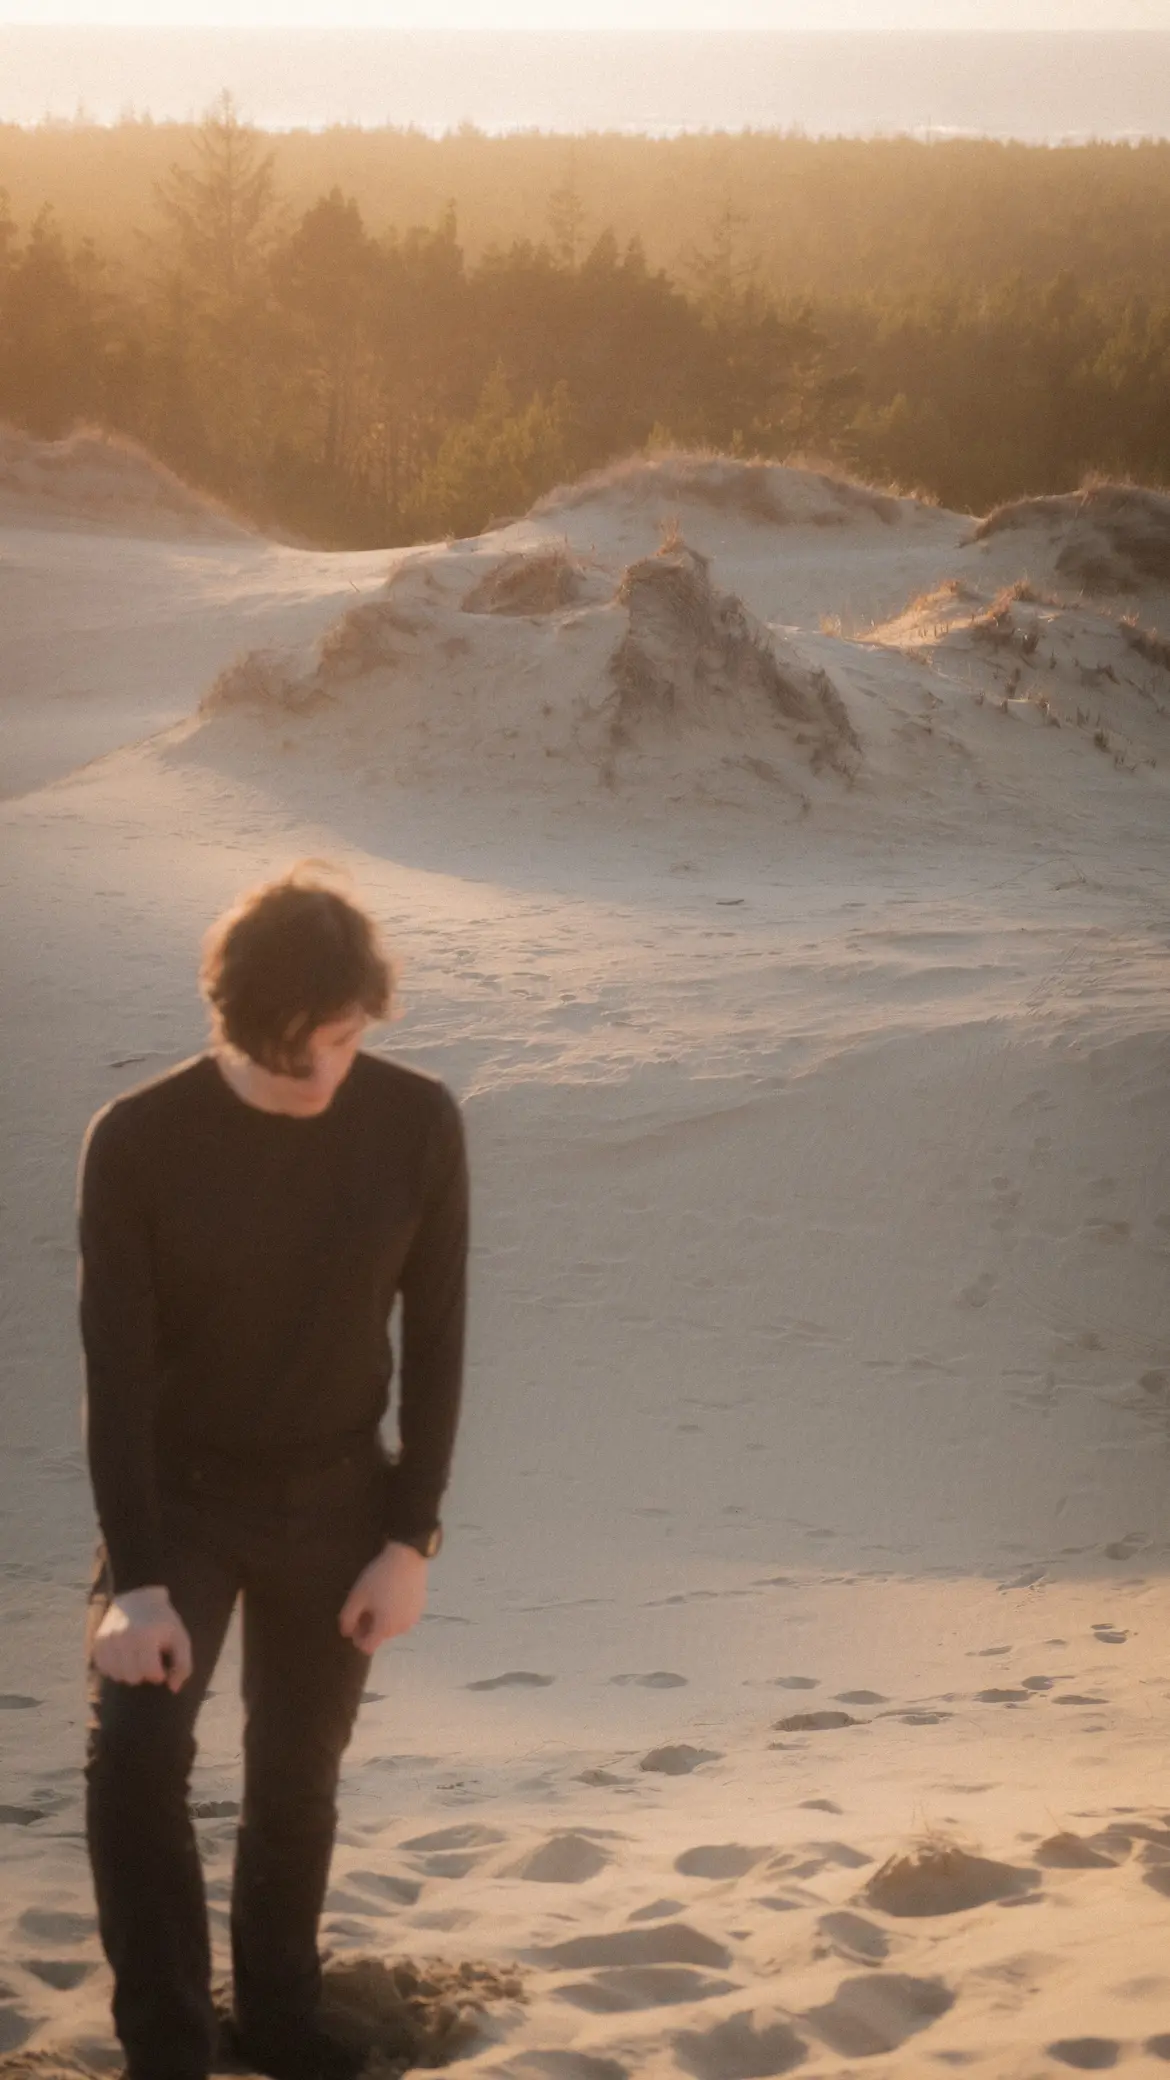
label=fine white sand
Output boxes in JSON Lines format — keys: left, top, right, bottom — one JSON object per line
{"left": 1, "top": 434, "right": 1169, "bottom": 2080}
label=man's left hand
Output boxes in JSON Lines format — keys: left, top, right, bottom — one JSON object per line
{"left": 339, "top": 1542, "right": 428, "bottom": 1654}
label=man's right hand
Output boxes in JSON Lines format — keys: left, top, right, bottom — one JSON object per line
{"left": 92, "top": 1586, "right": 193, "bottom": 1693}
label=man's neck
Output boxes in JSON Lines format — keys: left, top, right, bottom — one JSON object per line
{"left": 211, "top": 1048, "right": 330, "bottom": 1118}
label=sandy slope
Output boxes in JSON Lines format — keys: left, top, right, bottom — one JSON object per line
{"left": 1, "top": 442, "right": 1169, "bottom": 2079}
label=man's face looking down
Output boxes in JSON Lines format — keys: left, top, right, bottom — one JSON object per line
{"left": 254, "top": 1008, "right": 369, "bottom": 1117}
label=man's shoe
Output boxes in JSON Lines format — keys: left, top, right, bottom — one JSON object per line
{"left": 227, "top": 2022, "right": 368, "bottom": 2080}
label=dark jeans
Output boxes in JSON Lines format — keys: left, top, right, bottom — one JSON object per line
{"left": 84, "top": 1446, "right": 389, "bottom": 2080}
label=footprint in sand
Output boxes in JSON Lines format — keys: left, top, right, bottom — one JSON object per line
{"left": 398, "top": 1821, "right": 507, "bottom": 1878}
{"left": 802, "top": 1974, "right": 954, "bottom": 2058}
{"left": 528, "top": 1923, "right": 731, "bottom": 1971}
{"left": 1036, "top": 1833, "right": 1120, "bottom": 1870}
{"left": 817, "top": 1910, "right": 891, "bottom": 1965}
{"left": 1147, "top": 2035, "right": 1170, "bottom": 2061}
{"left": 883, "top": 1709, "right": 952, "bottom": 1724}
{"left": 771, "top": 1676, "right": 819, "bottom": 1690}
{"left": 673, "top": 2010, "right": 808, "bottom": 2079}
{"left": 785, "top": 1842, "right": 873, "bottom": 1879}
{"left": 609, "top": 1671, "right": 688, "bottom": 1688}
{"left": 24, "top": 1960, "right": 95, "bottom": 1990}
{"left": 553, "top": 1964, "right": 737, "bottom": 2012}
{"left": 17, "top": 1909, "right": 96, "bottom": 1944}
{"left": 466, "top": 1671, "right": 555, "bottom": 1690}
{"left": 801, "top": 1798, "right": 844, "bottom": 1814}
{"left": 773, "top": 1710, "right": 860, "bottom": 1732}
{"left": 0, "top": 2008, "right": 34, "bottom": 2055}
{"left": 506, "top": 1833, "right": 614, "bottom": 1883}
{"left": 674, "top": 1844, "right": 772, "bottom": 1880}
{"left": 1103, "top": 1534, "right": 1144, "bottom": 1560}
{"left": 639, "top": 1744, "right": 723, "bottom": 1775}
{"left": 975, "top": 1687, "right": 1033, "bottom": 1704}
{"left": 0, "top": 1695, "right": 40, "bottom": 1710}
{"left": 343, "top": 1870, "right": 422, "bottom": 1906}
{"left": 505, "top": 2056, "right": 629, "bottom": 2080}
{"left": 835, "top": 1690, "right": 887, "bottom": 1705}
{"left": 1092, "top": 1624, "right": 1129, "bottom": 1644}
{"left": 1046, "top": 2039, "right": 1122, "bottom": 2070}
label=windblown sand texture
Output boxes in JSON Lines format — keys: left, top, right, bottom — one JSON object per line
{"left": 1, "top": 435, "right": 1169, "bottom": 2079}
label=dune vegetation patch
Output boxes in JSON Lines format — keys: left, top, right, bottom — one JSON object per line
{"left": 200, "top": 594, "right": 418, "bottom": 717}
{"left": 462, "top": 547, "right": 602, "bottom": 615}
{"left": 862, "top": 1832, "right": 1040, "bottom": 1917}
{"left": 604, "top": 540, "right": 859, "bottom": 776}
{"left": 200, "top": 647, "right": 317, "bottom": 717}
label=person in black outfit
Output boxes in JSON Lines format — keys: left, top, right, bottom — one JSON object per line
{"left": 78, "top": 865, "right": 469, "bottom": 2080}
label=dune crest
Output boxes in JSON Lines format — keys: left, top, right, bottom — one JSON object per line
{"left": 0, "top": 426, "right": 250, "bottom": 542}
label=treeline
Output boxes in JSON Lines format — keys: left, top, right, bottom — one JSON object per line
{"left": 2, "top": 97, "right": 1170, "bottom": 541}
{"left": 6, "top": 117, "right": 1170, "bottom": 303}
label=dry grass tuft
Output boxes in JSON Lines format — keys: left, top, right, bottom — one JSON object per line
{"left": 1120, "top": 615, "right": 1170, "bottom": 671}
{"left": 200, "top": 648, "right": 318, "bottom": 716}
{"left": 316, "top": 599, "right": 407, "bottom": 676}
{"left": 462, "top": 547, "right": 587, "bottom": 615}
{"left": 863, "top": 1829, "right": 1041, "bottom": 1919}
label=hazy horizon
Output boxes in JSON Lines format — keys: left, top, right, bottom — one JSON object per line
{"left": 3, "top": 26, "right": 1168, "bottom": 139}
{"left": 4, "top": 1, "right": 1169, "bottom": 26}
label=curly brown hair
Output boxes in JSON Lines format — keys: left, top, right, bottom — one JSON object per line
{"left": 200, "top": 861, "right": 393, "bottom": 1073}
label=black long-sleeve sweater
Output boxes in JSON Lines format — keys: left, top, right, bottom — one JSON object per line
{"left": 77, "top": 1049, "right": 468, "bottom": 1593}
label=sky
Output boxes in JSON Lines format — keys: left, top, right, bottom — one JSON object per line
{"left": 3, "top": 0, "right": 1168, "bottom": 27}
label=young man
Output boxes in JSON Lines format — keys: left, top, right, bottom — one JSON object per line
{"left": 78, "top": 865, "right": 469, "bottom": 2080}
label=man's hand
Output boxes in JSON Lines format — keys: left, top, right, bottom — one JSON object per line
{"left": 339, "top": 1543, "right": 428, "bottom": 1655}
{"left": 92, "top": 1586, "right": 193, "bottom": 1693}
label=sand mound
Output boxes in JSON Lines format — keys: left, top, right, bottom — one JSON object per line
{"left": 188, "top": 533, "right": 862, "bottom": 803}
{"left": 868, "top": 576, "right": 1170, "bottom": 772}
{"left": 201, "top": 594, "right": 422, "bottom": 716}
{"left": 974, "top": 481, "right": 1170, "bottom": 594}
{"left": 0, "top": 427, "right": 249, "bottom": 541}
{"left": 862, "top": 1836, "right": 1040, "bottom": 1916}
{"left": 532, "top": 452, "right": 905, "bottom": 530}
{"left": 311, "top": 1953, "right": 524, "bottom": 2071}
{"left": 605, "top": 542, "right": 859, "bottom": 775}
{"left": 0, "top": 1957, "right": 523, "bottom": 2080}
{"left": 462, "top": 547, "right": 604, "bottom": 615}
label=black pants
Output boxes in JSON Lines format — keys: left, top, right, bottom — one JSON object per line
{"left": 84, "top": 1447, "right": 389, "bottom": 2080}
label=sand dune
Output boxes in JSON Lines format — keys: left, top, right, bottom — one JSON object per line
{"left": 1, "top": 437, "right": 1168, "bottom": 2079}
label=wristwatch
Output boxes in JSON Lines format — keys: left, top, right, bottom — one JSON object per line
{"left": 397, "top": 1524, "right": 443, "bottom": 1559}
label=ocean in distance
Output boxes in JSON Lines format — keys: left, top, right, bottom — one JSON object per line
{"left": 3, "top": 28, "right": 1169, "bottom": 143}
